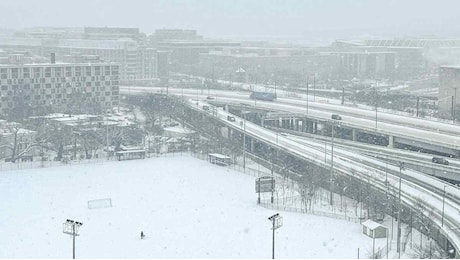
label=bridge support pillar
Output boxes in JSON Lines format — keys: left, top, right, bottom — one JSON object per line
{"left": 313, "top": 121, "right": 317, "bottom": 134}
{"left": 227, "top": 127, "right": 232, "bottom": 140}
{"left": 250, "top": 138, "right": 255, "bottom": 153}
{"left": 388, "top": 135, "right": 394, "bottom": 148}
{"left": 352, "top": 129, "right": 357, "bottom": 141}
{"left": 261, "top": 117, "right": 265, "bottom": 127}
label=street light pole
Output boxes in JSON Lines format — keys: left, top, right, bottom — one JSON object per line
{"left": 374, "top": 86, "right": 378, "bottom": 129}
{"left": 330, "top": 122, "right": 335, "bottom": 205}
{"left": 243, "top": 114, "right": 246, "bottom": 169}
{"left": 442, "top": 185, "right": 446, "bottom": 227}
{"left": 106, "top": 119, "right": 109, "bottom": 160}
{"left": 306, "top": 76, "right": 309, "bottom": 115}
{"left": 397, "top": 162, "right": 405, "bottom": 258}
{"left": 454, "top": 88, "right": 457, "bottom": 122}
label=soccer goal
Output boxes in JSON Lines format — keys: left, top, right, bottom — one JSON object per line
{"left": 87, "top": 198, "right": 113, "bottom": 209}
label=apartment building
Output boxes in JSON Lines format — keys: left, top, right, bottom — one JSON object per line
{"left": 0, "top": 62, "right": 120, "bottom": 116}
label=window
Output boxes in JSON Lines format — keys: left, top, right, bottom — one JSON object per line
{"left": 85, "top": 67, "right": 92, "bottom": 76}
{"left": 65, "top": 67, "right": 72, "bottom": 77}
{"left": 75, "top": 67, "right": 82, "bottom": 77}
{"left": 45, "top": 67, "right": 51, "bottom": 77}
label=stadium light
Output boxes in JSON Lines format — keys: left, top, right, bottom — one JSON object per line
{"left": 268, "top": 213, "right": 283, "bottom": 259}
{"left": 63, "top": 219, "right": 83, "bottom": 259}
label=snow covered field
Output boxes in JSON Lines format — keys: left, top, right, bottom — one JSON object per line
{"left": 0, "top": 155, "right": 380, "bottom": 258}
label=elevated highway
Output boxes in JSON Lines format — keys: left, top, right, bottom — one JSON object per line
{"left": 122, "top": 86, "right": 460, "bottom": 256}
{"left": 122, "top": 86, "right": 460, "bottom": 157}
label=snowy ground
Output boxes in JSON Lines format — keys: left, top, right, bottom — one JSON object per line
{"left": 1, "top": 155, "right": 393, "bottom": 258}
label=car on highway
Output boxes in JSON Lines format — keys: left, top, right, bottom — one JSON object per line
{"left": 206, "top": 96, "right": 214, "bottom": 100}
{"left": 331, "top": 114, "right": 342, "bottom": 120}
{"left": 227, "top": 116, "right": 236, "bottom": 122}
{"left": 432, "top": 157, "right": 449, "bottom": 165}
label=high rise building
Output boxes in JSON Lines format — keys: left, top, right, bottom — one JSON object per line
{"left": 0, "top": 61, "right": 119, "bottom": 116}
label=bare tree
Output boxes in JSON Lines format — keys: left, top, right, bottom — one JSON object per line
{"left": 0, "top": 122, "right": 45, "bottom": 162}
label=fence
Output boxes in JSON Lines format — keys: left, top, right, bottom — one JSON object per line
{"left": 259, "top": 201, "right": 360, "bottom": 223}
{"left": 2, "top": 150, "right": 362, "bottom": 223}
{"left": 192, "top": 151, "right": 363, "bottom": 223}
{"left": 0, "top": 156, "right": 111, "bottom": 172}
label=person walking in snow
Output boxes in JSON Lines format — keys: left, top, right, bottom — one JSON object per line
{"left": 141, "top": 231, "right": 145, "bottom": 239}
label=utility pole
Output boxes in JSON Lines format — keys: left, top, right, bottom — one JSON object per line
{"left": 397, "top": 162, "right": 405, "bottom": 258}
{"left": 374, "top": 87, "right": 378, "bottom": 129}
{"left": 243, "top": 114, "right": 246, "bottom": 169}
{"left": 454, "top": 88, "right": 458, "bottom": 122}
{"left": 306, "top": 76, "right": 309, "bottom": 115}
{"left": 313, "top": 73, "right": 316, "bottom": 101}
{"left": 330, "top": 122, "right": 335, "bottom": 206}
{"left": 442, "top": 185, "right": 446, "bottom": 227}
{"left": 106, "top": 119, "right": 109, "bottom": 160}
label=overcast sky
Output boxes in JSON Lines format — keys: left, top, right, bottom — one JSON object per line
{"left": 0, "top": 0, "right": 459, "bottom": 43}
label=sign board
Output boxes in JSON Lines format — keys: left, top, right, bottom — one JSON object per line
{"left": 255, "top": 176, "right": 275, "bottom": 193}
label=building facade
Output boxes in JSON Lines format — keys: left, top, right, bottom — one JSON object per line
{"left": 439, "top": 65, "right": 460, "bottom": 119}
{"left": 0, "top": 62, "right": 120, "bottom": 116}
{"left": 0, "top": 37, "right": 157, "bottom": 81}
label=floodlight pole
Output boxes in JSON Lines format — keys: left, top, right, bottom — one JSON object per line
{"left": 63, "top": 219, "right": 83, "bottom": 259}
{"left": 272, "top": 217, "right": 275, "bottom": 259}
{"left": 268, "top": 213, "right": 282, "bottom": 259}
{"left": 72, "top": 224, "right": 76, "bottom": 259}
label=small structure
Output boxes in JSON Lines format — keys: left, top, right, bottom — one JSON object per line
{"left": 208, "top": 153, "right": 231, "bottom": 166}
{"left": 362, "top": 219, "right": 387, "bottom": 238}
{"left": 115, "top": 149, "right": 146, "bottom": 161}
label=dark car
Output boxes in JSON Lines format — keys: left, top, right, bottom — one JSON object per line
{"left": 206, "top": 96, "right": 214, "bottom": 100}
{"left": 331, "top": 114, "right": 342, "bottom": 120}
{"left": 432, "top": 157, "right": 449, "bottom": 165}
{"left": 203, "top": 105, "right": 210, "bottom": 111}
{"left": 227, "top": 116, "right": 236, "bottom": 122}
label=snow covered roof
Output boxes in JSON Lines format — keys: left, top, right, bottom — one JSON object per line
{"left": 362, "top": 220, "right": 386, "bottom": 230}
{"left": 163, "top": 126, "right": 195, "bottom": 135}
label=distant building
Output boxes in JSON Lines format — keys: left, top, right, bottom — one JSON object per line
{"left": 84, "top": 27, "right": 141, "bottom": 40}
{"left": 0, "top": 61, "right": 120, "bottom": 116}
{"left": 156, "top": 51, "right": 170, "bottom": 78}
{"left": 199, "top": 46, "right": 338, "bottom": 83}
{"left": 158, "top": 40, "right": 241, "bottom": 66}
{"left": 153, "top": 29, "right": 202, "bottom": 42}
{"left": 0, "top": 37, "right": 157, "bottom": 81}
{"left": 330, "top": 38, "right": 460, "bottom": 79}
{"left": 439, "top": 65, "right": 460, "bottom": 119}
{"left": 331, "top": 51, "right": 396, "bottom": 79}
